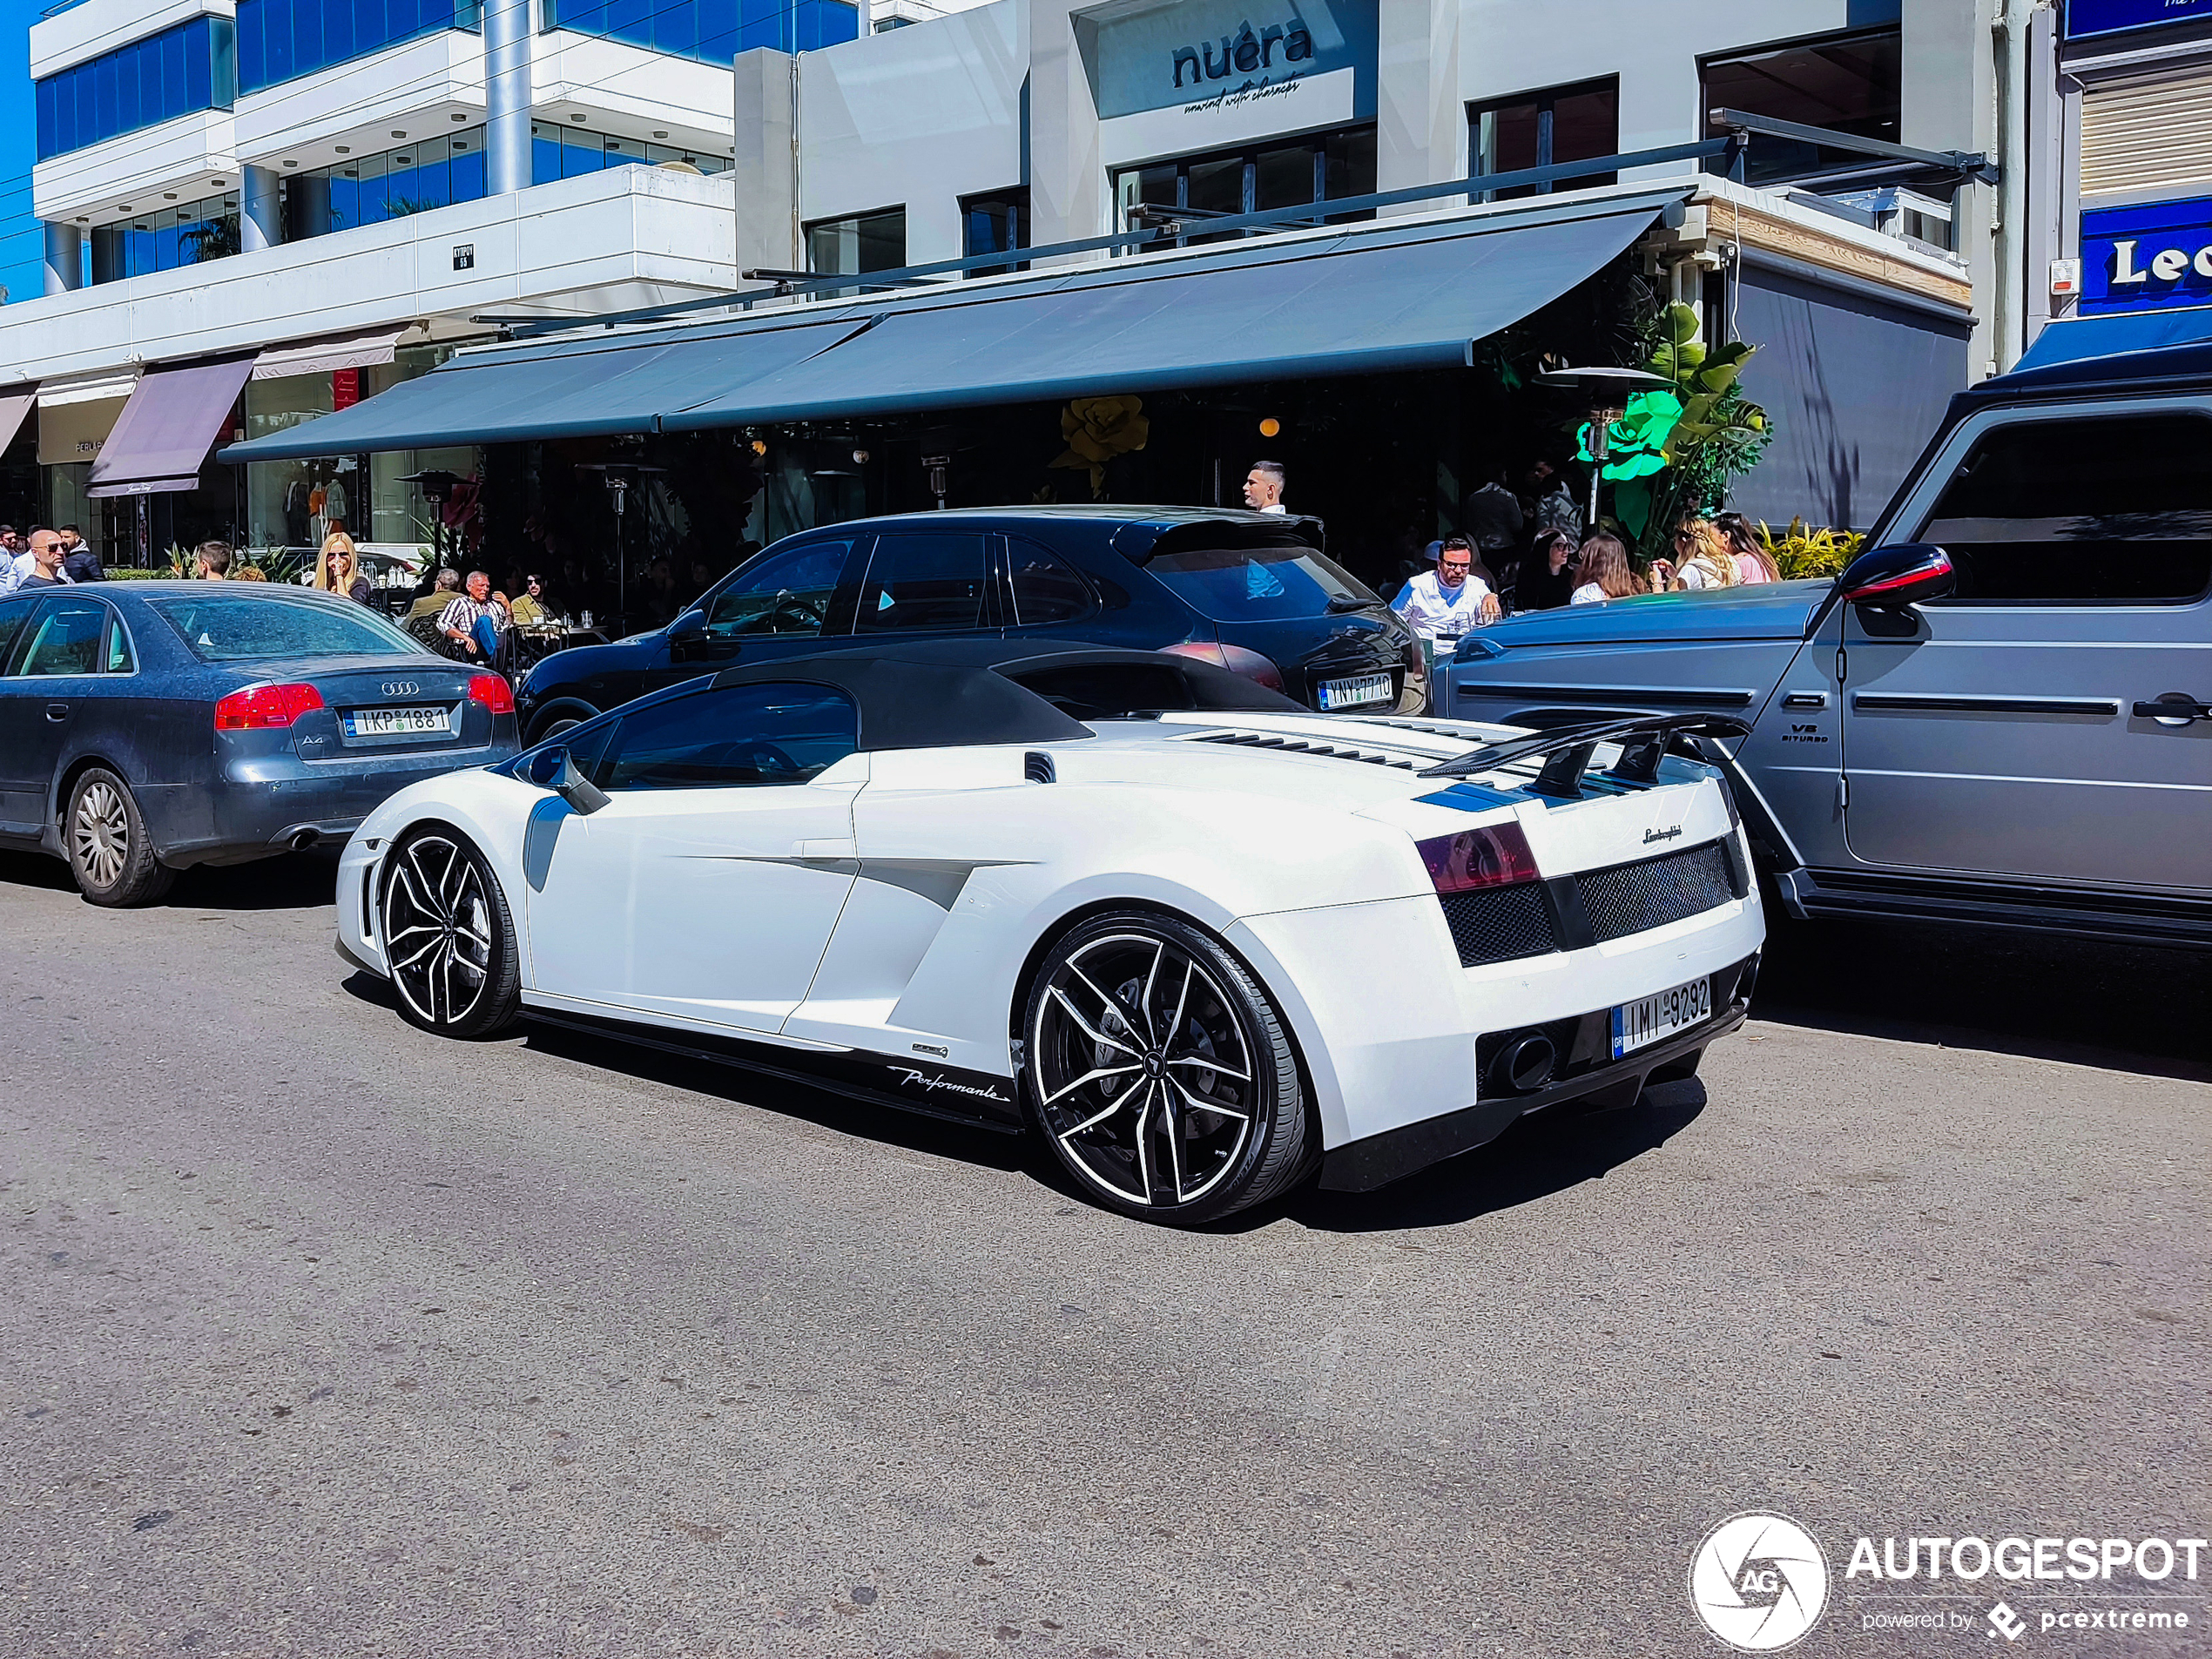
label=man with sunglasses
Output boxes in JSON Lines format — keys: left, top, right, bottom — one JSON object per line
{"left": 1391, "top": 535, "right": 1501, "bottom": 668}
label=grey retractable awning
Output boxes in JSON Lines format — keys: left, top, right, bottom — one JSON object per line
{"left": 221, "top": 190, "right": 1682, "bottom": 460}
{"left": 89, "top": 357, "right": 256, "bottom": 498}
{"left": 219, "top": 316, "right": 871, "bottom": 462}
{"left": 672, "top": 196, "right": 1676, "bottom": 428}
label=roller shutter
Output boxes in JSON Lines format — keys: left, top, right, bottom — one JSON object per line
{"left": 2080, "top": 70, "right": 2212, "bottom": 199}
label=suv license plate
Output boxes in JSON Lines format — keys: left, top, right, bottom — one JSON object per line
{"left": 344, "top": 705, "right": 450, "bottom": 738}
{"left": 1318, "top": 671, "right": 1393, "bottom": 711}
{"left": 1612, "top": 974, "right": 1711, "bottom": 1058}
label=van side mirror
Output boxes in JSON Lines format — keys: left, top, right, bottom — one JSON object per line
{"left": 527, "top": 745, "right": 610, "bottom": 814}
{"left": 1839, "top": 543, "right": 1955, "bottom": 610}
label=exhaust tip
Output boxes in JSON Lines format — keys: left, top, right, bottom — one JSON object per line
{"left": 1492, "top": 1033, "right": 1557, "bottom": 1096}
{"left": 288, "top": 829, "right": 320, "bottom": 852}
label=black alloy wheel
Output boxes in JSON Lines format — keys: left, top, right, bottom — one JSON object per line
{"left": 381, "top": 828, "right": 522, "bottom": 1038}
{"left": 65, "top": 765, "right": 175, "bottom": 907}
{"left": 1022, "top": 910, "right": 1312, "bottom": 1224}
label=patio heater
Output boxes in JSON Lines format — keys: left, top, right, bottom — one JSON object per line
{"left": 577, "top": 462, "right": 664, "bottom": 633}
{"left": 1534, "top": 367, "right": 1675, "bottom": 530}
{"left": 398, "top": 469, "right": 466, "bottom": 570}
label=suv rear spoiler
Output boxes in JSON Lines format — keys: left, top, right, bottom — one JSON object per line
{"left": 1420, "top": 712, "right": 1751, "bottom": 799}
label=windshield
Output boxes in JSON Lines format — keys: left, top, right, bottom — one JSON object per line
{"left": 146, "top": 592, "right": 425, "bottom": 664}
{"left": 1147, "top": 541, "right": 1376, "bottom": 622}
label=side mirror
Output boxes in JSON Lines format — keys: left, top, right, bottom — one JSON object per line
{"left": 668, "top": 611, "right": 738, "bottom": 663}
{"left": 526, "top": 745, "right": 610, "bottom": 814}
{"left": 1839, "top": 543, "right": 1955, "bottom": 610}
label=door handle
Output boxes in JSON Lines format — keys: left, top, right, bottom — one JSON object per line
{"left": 2133, "top": 693, "right": 2212, "bottom": 725}
{"left": 44, "top": 703, "right": 70, "bottom": 722}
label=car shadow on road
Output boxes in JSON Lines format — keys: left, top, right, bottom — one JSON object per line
{"left": 1259, "top": 1082, "right": 1711, "bottom": 1235}
{"left": 1750, "top": 914, "right": 2212, "bottom": 1082}
{"left": 0, "top": 847, "right": 341, "bottom": 912}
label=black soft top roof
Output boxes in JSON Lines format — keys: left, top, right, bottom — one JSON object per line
{"left": 705, "top": 639, "right": 1302, "bottom": 751}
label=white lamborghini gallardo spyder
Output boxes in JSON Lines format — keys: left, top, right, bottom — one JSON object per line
{"left": 335, "top": 641, "right": 1764, "bottom": 1224}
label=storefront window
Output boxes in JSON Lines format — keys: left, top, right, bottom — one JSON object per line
{"left": 962, "top": 190, "right": 1028, "bottom": 277}
{"left": 540, "top": 0, "right": 856, "bottom": 64}
{"left": 237, "top": 0, "right": 482, "bottom": 97}
{"left": 1470, "top": 78, "right": 1618, "bottom": 201}
{"left": 1114, "top": 127, "right": 1376, "bottom": 247}
{"left": 34, "top": 17, "right": 234, "bottom": 160}
{"left": 1701, "top": 29, "right": 1901, "bottom": 186}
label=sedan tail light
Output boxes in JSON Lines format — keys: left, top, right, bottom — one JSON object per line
{"left": 214, "top": 683, "right": 326, "bottom": 730}
{"left": 1416, "top": 821, "right": 1541, "bottom": 894}
{"left": 1157, "top": 640, "right": 1286, "bottom": 692}
{"left": 469, "top": 673, "right": 516, "bottom": 715}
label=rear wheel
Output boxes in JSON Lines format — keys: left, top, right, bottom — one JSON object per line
{"left": 66, "top": 767, "right": 174, "bottom": 907}
{"left": 381, "top": 828, "right": 521, "bottom": 1038}
{"left": 1022, "top": 910, "right": 1312, "bottom": 1225}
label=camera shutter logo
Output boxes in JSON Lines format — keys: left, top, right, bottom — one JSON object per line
{"left": 1689, "top": 1513, "right": 1830, "bottom": 1652}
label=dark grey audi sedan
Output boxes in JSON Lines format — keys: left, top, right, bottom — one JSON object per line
{"left": 0, "top": 583, "right": 518, "bottom": 906}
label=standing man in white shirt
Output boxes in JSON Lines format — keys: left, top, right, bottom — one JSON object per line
{"left": 1391, "top": 536, "right": 1500, "bottom": 665}
{"left": 1242, "top": 460, "right": 1289, "bottom": 515}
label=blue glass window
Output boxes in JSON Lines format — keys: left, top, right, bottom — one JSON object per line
{"left": 33, "top": 17, "right": 233, "bottom": 161}
{"left": 237, "top": 0, "right": 482, "bottom": 96}
{"left": 544, "top": 0, "right": 853, "bottom": 64}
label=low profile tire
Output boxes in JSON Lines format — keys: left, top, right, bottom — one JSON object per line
{"left": 530, "top": 715, "right": 583, "bottom": 745}
{"left": 66, "top": 766, "right": 174, "bottom": 907}
{"left": 380, "top": 827, "right": 522, "bottom": 1039}
{"left": 1021, "top": 909, "right": 1312, "bottom": 1225}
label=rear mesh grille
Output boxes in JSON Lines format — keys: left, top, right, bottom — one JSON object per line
{"left": 1438, "top": 883, "right": 1559, "bottom": 967}
{"left": 1577, "top": 841, "right": 1736, "bottom": 943}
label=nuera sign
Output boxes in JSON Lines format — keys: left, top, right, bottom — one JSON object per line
{"left": 1082, "top": 0, "right": 1376, "bottom": 122}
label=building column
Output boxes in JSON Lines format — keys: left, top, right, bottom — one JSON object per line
{"left": 43, "top": 222, "right": 84, "bottom": 294}
{"left": 732, "top": 48, "right": 799, "bottom": 273}
{"left": 485, "top": 0, "right": 533, "bottom": 195}
{"left": 242, "top": 165, "right": 285, "bottom": 253}
{"left": 1376, "top": 0, "right": 1462, "bottom": 214}
{"left": 1025, "top": 0, "right": 1103, "bottom": 259}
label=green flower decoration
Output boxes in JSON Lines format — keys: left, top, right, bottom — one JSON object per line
{"left": 1576, "top": 391, "right": 1683, "bottom": 481}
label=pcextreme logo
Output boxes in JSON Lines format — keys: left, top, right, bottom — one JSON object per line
{"left": 1690, "top": 1513, "right": 1831, "bottom": 1652}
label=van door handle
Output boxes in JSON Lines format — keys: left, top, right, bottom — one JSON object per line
{"left": 2133, "top": 694, "right": 2211, "bottom": 725}
{"left": 44, "top": 703, "right": 70, "bottom": 722}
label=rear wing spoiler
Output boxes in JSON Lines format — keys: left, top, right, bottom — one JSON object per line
{"left": 1420, "top": 712, "right": 1751, "bottom": 799}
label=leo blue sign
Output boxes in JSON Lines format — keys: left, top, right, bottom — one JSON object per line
{"left": 2065, "top": 0, "right": 2212, "bottom": 38}
{"left": 2080, "top": 197, "right": 2212, "bottom": 314}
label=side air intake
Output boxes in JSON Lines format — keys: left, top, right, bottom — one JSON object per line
{"left": 1024, "top": 752, "right": 1056, "bottom": 784}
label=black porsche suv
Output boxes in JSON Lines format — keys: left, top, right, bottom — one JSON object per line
{"left": 515, "top": 507, "right": 1426, "bottom": 744}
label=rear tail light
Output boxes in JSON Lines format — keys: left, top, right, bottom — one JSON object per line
{"left": 1158, "top": 640, "right": 1286, "bottom": 692}
{"left": 469, "top": 673, "right": 516, "bottom": 715}
{"left": 214, "top": 683, "right": 326, "bottom": 730}
{"left": 1417, "top": 821, "right": 1541, "bottom": 894}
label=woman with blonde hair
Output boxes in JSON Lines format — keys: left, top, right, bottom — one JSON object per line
{"left": 1653, "top": 516, "right": 1741, "bottom": 591}
{"left": 1569, "top": 532, "right": 1645, "bottom": 604}
{"left": 316, "top": 532, "right": 373, "bottom": 605}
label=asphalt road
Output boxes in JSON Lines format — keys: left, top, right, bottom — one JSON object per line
{"left": 2, "top": 850, "right": 2206, "bottom": 1658}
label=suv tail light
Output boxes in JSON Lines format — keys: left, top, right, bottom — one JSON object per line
{"left": 214, "top": 683, "right": 326, "bottom": 730}
{"left": 1417, "top": 821, "right": 1540, "bottom": 894}
{"left": 1157, "top": 640, "right": 1286, "bottom": 691}
{"left": 469, "top": 673, "right": 516, "bottom": 715}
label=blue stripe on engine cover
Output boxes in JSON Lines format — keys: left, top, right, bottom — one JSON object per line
{"left": 1416, "top": 781, "right": 1526, "bottom": 812}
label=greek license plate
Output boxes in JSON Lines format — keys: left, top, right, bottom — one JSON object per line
{"left": 343, "top": 705, "right": 450, "bottom": 738}
{"left": 1318, "top": 671, "right": 1393, "bottom": 711}
{"left": 1611, "top": 974, "right": 1711, "bottom": 1059}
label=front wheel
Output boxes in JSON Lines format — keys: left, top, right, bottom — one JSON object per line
{"left": 381, "top": 827, "right": 522, "bottom": 1038}
{"left": 1022, "top": 910, "right": 1312, "bottom": 1225}
{"left": 66, "top": 766, "right": 174, "bottom": 907}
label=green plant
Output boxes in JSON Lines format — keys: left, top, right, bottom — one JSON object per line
{"left": 1607, "top": 303, "right": 1775, "bottom": 560}
{"left": 1758, "top": 518, "right": 1863, "bottom": 580}
{"left": 102, "top": 568, "right": 172, "bottom": 581}
{"left": 162, "top": 543, "right": 195, "bottom": 578}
